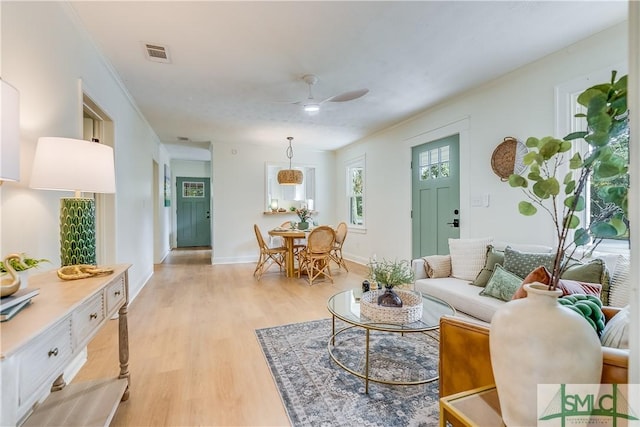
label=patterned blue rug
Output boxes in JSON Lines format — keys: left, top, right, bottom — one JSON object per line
{"left": 255, "top": 318, "right": 440, "bottom": 427}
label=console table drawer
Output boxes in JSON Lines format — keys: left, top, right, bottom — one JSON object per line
{"left": 106, "top": 276, "right": 126, "bottom": 314}
{"left": 19, "top": 318, "right": 72, "bottom": 405}
{"left": 73, "top": 293, "right": 105, "bottom": 347}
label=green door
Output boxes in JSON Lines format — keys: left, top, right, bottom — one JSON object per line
{"left": 412, "top": 135, "right": 460, "bottom": 258}
{"left": 176, "top": 177, "right": 211, "bottom": 247}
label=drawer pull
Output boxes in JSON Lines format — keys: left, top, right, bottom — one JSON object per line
{"left": 90, "top": 313, "right": 98, "bottom": 320}
{"left": 48, "top": 348, "right": 59, "bottom": 357}
{"left": 114, "top": 291, "right": 121, "bottom": 296}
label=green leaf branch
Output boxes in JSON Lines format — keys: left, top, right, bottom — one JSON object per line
{"left": 507, "top": 71, "right": 628, "bottom": 290}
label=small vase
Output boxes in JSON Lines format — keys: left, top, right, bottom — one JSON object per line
{"left": 377, "top": 286, "right": 403, "bottom": 307}
{"left": 298, "top": 221, "right": 309, "bottom": 230}
{"left": 490, "top": 282, "right": 602, "bottom": 426}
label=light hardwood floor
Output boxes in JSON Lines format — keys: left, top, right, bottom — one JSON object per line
{"left": 74, "top": 249, "right": 368, "bottom": 426}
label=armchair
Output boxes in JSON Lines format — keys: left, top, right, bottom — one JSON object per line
{"left": 439, "top": 308, "right": 629, "bottom": 398}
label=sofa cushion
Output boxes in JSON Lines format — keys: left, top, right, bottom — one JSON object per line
{"left": 503, "top": 246, "right": 556, "bottom": 279}
{"left": 512, "top": 266, "right": 601, "bottom": 300}
{"left": 561, "top": 258, "right": 610, "bottom": 305}
{"left": 479, "top": 265, "right": 522, "bottom": 301}
{"left": 471, "top": 245, "right": 504, "bottom": 287}
{"left": 600, "top": 305, "right": 629, "bottom": 349}
{"left": 608, "top": 256, "right": 630, "bottom": 308}
{"left": 422, "top": 255, "right": 451, "bottom": 278}
{"left": 414, "top": 278, "right": 502, "bottom": 323}
{"left": 448, "top": 237, "right": 493, "bottom": 281}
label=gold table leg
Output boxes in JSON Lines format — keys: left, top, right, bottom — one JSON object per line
{"left": 365, "top": 328, "right": 370, "bottom": 394}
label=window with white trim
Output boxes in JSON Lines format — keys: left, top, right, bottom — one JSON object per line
{"left": 346, "top": 155, "right": 365, "bottom": 228}
{"left": 569, "top": 90, "right": 629, "bottom": 245}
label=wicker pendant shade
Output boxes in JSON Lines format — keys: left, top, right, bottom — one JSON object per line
{"left": 277, "top": 168, "right": 303, "bottom": 185}
{"left": 277, "top": 136, "right": 303, "bottom": 185}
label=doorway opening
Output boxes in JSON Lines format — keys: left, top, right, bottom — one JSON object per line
{"left": 83, "top": 94, "right": 116, "bottom": 264}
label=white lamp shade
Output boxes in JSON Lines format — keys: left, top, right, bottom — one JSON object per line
{"left": 30, "top": 137, "right": 116, "bottom": 193}
{"left": 0, "top": 79, "right": 20, "bottom": 181}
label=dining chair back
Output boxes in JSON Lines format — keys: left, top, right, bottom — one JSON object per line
{"left": 297, "top": 226, "right": 336, "bottom": 285}
{"left": 330, "top": 222, "right": 349, "bottom": 271}
{"left": 253, "top": 224, "right": 286, "bottom": 280}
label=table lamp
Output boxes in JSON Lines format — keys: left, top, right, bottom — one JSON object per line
{"left": 30, "top": 137, "right": 115, "bottom": 266}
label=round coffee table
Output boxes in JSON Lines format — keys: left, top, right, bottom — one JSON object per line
{"left": 326, "top": 288, "right": 455, "bottom": 393}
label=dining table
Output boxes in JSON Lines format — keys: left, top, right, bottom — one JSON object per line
{"left": 268, "top": 227, "right": 309, "bottom": 277}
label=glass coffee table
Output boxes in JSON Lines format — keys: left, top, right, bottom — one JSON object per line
{"left": 327, "top": 289, "right": 455, "bottom": 393}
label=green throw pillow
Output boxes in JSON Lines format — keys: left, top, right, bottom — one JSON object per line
{"left": 561, "top": 258, "right": 610, "bottom": 305}
{"left": 471, "top": 245, "right": 504, "bottom": 287}
{"left": 503, "top": 246, "right": 555, "bottom": 279}
{"left": 480, "top": 264, "right": 522, "bottom": 301}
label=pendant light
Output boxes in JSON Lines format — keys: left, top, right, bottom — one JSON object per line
{"left": 277, "top": 137, "right": 303, "bottom": 185}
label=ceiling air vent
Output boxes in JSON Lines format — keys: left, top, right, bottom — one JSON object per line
{"left": 143, "top": 43, "right": 171, "bottom": 63}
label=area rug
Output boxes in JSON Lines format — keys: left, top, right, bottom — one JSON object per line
{"left": 255, "top": 318, "right": 440, "bottom": 427}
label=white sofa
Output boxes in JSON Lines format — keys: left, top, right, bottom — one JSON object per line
{"left": 412, "top": 242, "right": 628, "bottom": 324}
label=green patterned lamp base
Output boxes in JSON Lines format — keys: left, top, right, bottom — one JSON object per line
{"left": 60, "top": 198, "right": 96, "bottom": 266}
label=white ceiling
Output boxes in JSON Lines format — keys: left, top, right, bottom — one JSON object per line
{"left": 68, "top": 1, "right": 627, "bottom": 159}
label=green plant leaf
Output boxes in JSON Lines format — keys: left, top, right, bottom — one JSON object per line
{"left": 577, "top": 88, "right": 602, "bottom": 107}
{"left": 564, "top": 214, "right": 580, "bottom": 229}
{"left": 523, "top": 151, "right": 538, "bottom": 165}
{"left": 562, "top": 172, "right": 573, "bottom": 184}
{"left": 609, "top": 215, "right": 628, "bottom": 235}
{"left": 573, "top": 228, "right": 590, "bottom": 246}
{"left": 569, "top": 152, "right": 582, "bottom": 169}
{"left": 590, "top": 221, "right": 619, "bottom": 238}
{"left": 528, "top": 170, "right": 541, "bottom": 181}
{"left": 613, "top": 74, "right": 627, "bottom": 91}
{"left": 518, "top": 201, "right": 537, "bottom": 216}
{"left": 585, "top": 130, "right": 610, "bottom": 147}
{"left": 539, "top": 138, "right": 561, "bottom": 160}
{"left": 508, "top": 174, "right": 527, "bottom": 188}
{"left": 526, "top": 137, "right": 540, "bottom": 148}
{"left": 564, "top": 195, "right": 585, "bottom": 211}
{"left": 564, "top": 131, "right": 587, "bottom": 141}
{"left": 594, "top": 157, "right": 627, "bottom": 179}
{"left": 559, "top": 140, "right": 572, "bottom": 152}
{"left": 565, "top": 180, "right": 575, "bottom": 194}
{"left": 532, "top": 178, "right": 559, "bottom": 199}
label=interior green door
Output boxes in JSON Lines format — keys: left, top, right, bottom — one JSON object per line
{"left": 176, "top": 177, "right": 211, "bottom": 247}
{"left": 412, "top": 135, "right": 460, "bottom": 258}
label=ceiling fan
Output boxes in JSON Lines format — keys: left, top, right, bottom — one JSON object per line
{"left": 292, "top": 74, "right": 369, "bottom": 113}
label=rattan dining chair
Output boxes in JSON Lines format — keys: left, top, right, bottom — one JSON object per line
{"left": 297, "top": 225, "right": 336, "bottom": 285}
{"left": 253, "top": 224, "right": 286, "bottom": 280}
{"left": 330, "top": 221, "right": 349, "bottom": 271}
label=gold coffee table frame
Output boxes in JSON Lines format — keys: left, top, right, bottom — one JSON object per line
{"left": 327, "top": 289, "right": 455, "bottom": 394}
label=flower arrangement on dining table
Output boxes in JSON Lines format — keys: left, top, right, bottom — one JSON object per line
{"left": 296, "top": 207, "right": 312, "bottom": 223}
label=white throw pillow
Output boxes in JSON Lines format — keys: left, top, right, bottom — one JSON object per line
{"left": 600, "top": 305, "right": 629, "bottom": 349}
{"left": 448, "top": 237, "right": 493, "bottom": 281}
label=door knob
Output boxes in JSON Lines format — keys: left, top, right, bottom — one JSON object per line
{"left": 447, "top": 219, "right": 460, "bottom": 228}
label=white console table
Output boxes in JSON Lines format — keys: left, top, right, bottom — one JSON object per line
{"left": 0, "top": 264, "right": 131, "bottom": 426}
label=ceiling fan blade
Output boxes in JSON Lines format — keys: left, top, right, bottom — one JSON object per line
{"left": 325, "top": 88, "right": 369, "bottom": 103}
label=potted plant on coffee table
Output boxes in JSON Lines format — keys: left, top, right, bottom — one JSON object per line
{"left": 367, "top": 259, "right": 415, "bottom": 307}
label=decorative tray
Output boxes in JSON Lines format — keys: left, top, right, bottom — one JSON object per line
{"left": 360, "top": 289, "right": 423, "bottom": 324}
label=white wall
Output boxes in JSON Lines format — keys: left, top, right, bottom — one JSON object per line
{"left": 211, "top": 141, "right": 334, "bottom": 264}
{"left": 336, "top": 22, "right": 629, "bottom": 264}
{"left": 0, "top": 2, "right": 163, "bottom": 298}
